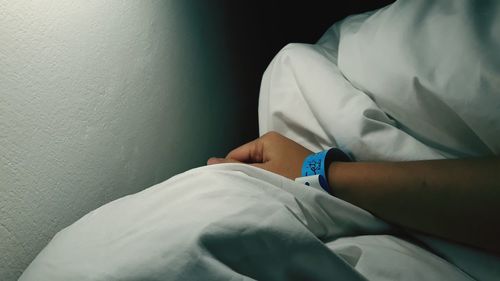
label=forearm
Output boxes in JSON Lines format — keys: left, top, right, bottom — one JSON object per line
{"left": 328, "top": 158, "right": 500, "bottom": 254}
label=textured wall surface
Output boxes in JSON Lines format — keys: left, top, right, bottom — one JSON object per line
{"left": 0, "top": 1, "right": 243, "bottom": 280}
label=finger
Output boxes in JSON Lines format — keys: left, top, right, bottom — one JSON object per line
{"left": 207, "top": 157, "right": 241, "bottom": 165}
{"left": 207, "top": 157, "right": 272, "bottom": 176}
{"left": 225, "top": 139, "right": 264, "bottom": 163}
{"left": 250, "top": 162, "right": 266, "bottom": 169}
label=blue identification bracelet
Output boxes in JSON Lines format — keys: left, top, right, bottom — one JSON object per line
{"left": 297, "top": 148, "right": 352, "bottom": 194}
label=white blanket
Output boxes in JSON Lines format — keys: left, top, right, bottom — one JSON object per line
{"left": 21, "top": 0, "right": 500, "bottom": 280}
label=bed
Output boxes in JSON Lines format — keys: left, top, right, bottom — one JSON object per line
{"left": 20, "top": 0, "right": 500, "bottom": 280}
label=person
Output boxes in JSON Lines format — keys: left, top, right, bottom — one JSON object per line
{"left": 207, "top": 132, "right": 500, "bottom": 255}
{"left": 207, "top": 0, "right": 500, "bottom": 260}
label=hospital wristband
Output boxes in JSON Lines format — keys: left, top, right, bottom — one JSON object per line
{"left": 298, "top": 148, "right": 352, "bottom": 194}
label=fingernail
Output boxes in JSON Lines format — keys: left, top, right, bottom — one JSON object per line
{"left": 207, "top": 157, "right": 221, "bottom": 165}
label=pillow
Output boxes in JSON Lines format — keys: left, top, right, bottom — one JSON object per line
{"left": 337, "top": 0, "right": 500, "bottom": 158}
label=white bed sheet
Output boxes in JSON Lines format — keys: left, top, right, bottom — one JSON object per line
{"left": 21, "top": 0, "right": 500, "bottom": 280}
{"left": 20, "top": 164, "right": 477, "bottom": 281}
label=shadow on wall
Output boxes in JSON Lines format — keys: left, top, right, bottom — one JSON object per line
{"left": 0, "top": 1, "right": 241, "bottom": 280}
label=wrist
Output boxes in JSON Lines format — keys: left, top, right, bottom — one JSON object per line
{"left": 327, "top": 161, "right": 349, "bottom": 197}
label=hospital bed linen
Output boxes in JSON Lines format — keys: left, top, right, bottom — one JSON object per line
{"left": 20, "top": 0, "right": 500, "bottom": 280}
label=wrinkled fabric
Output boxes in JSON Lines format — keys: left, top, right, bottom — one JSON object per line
{"left": 21, "top": 164, "right": 389, "bottom": 281}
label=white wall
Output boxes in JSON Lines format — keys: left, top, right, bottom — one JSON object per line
{"left": 0, "top": 1, "right": 244, "bottom": 280}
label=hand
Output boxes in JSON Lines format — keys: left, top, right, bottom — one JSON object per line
{"left": 207, "top": 131, "right": 313, "bottom": 180}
